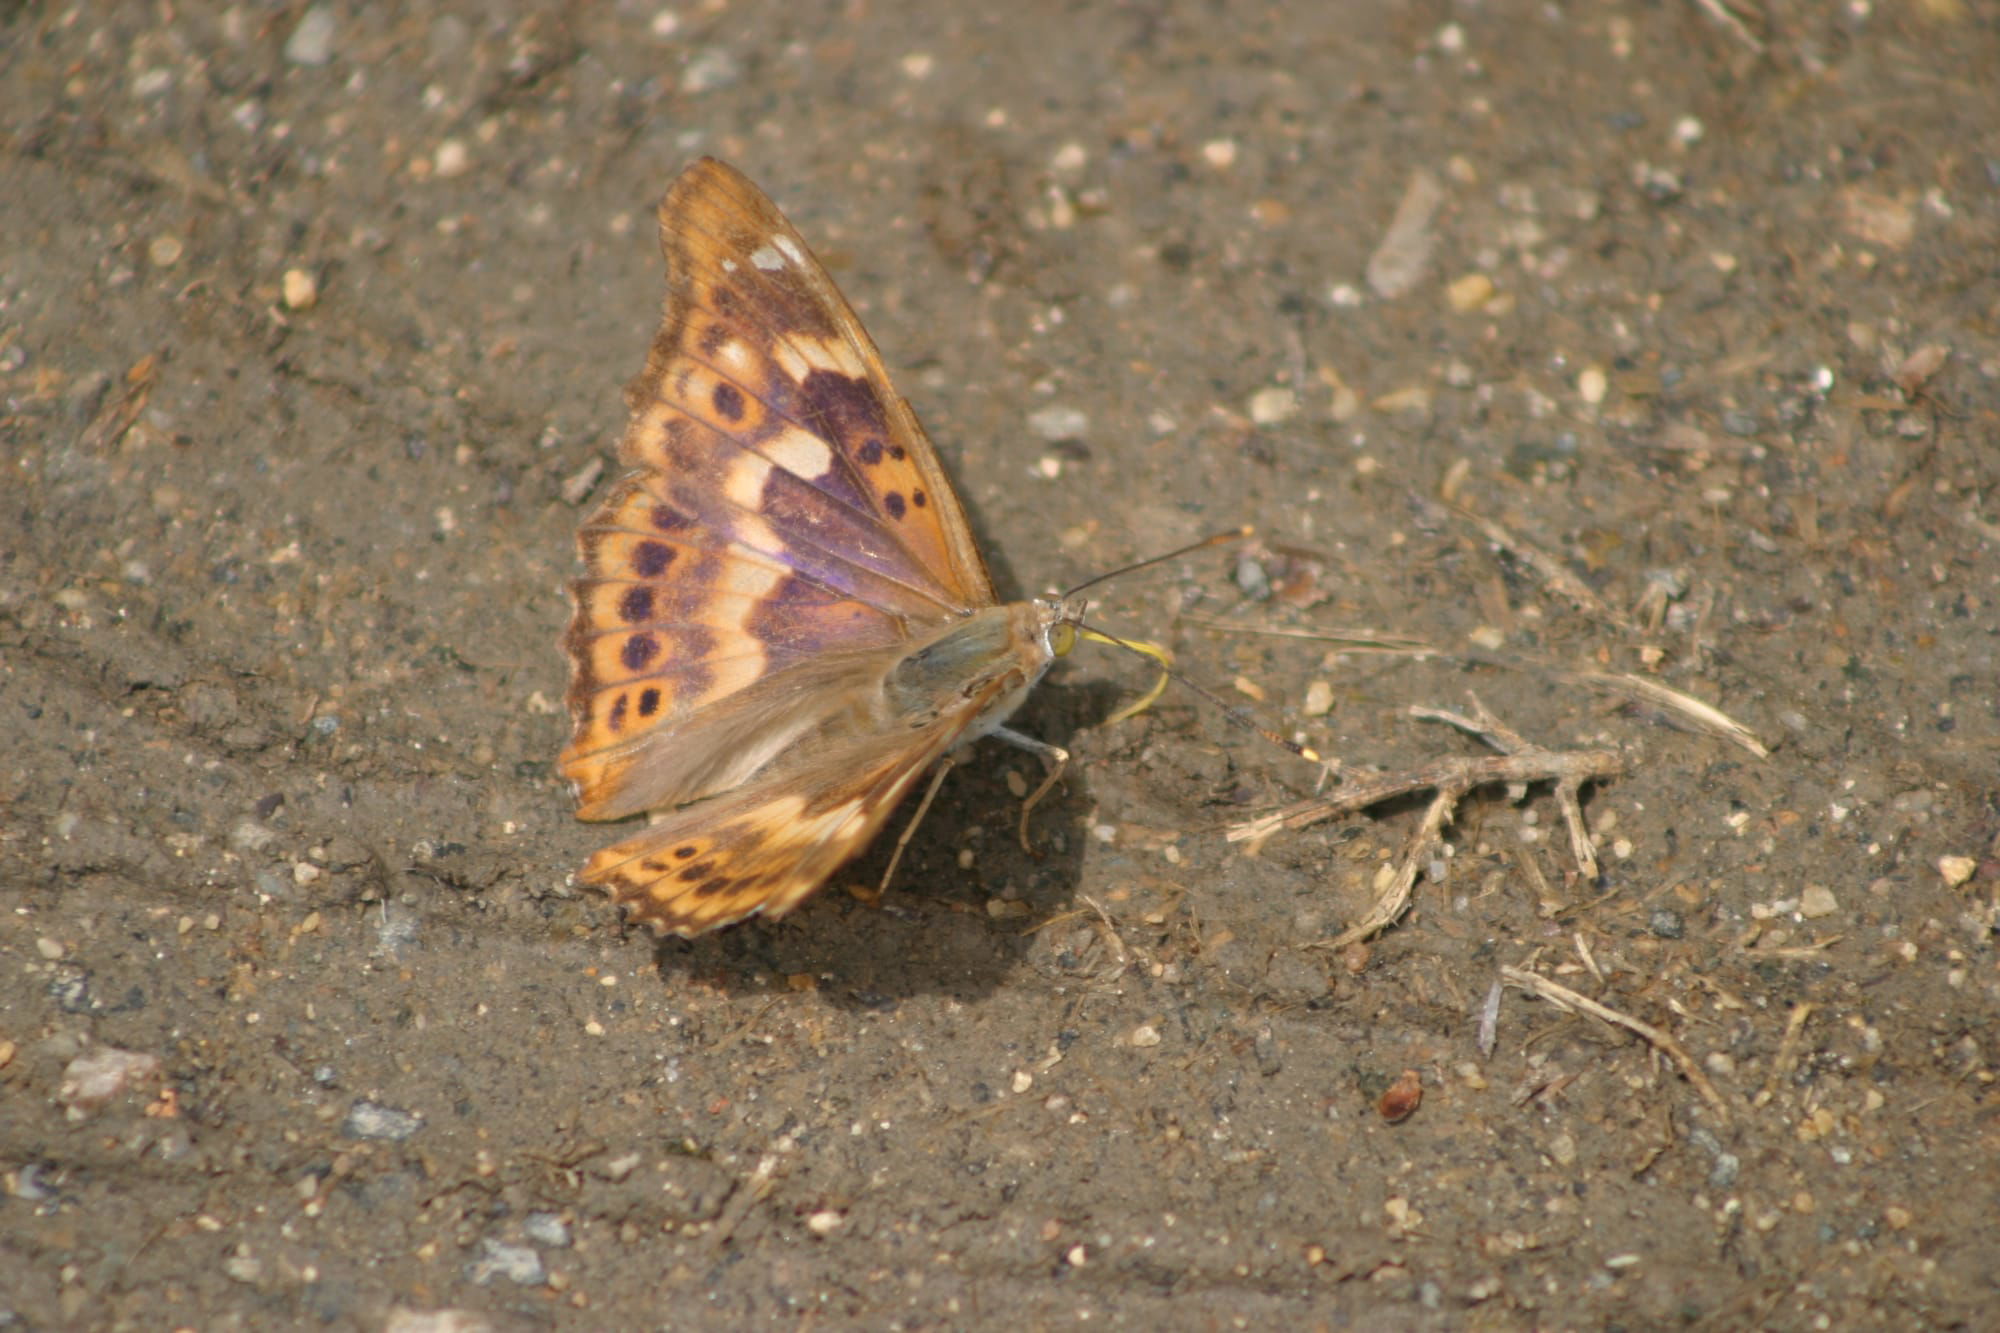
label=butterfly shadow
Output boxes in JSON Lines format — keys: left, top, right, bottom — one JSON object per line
{"left": 633, "top": 682, "right": 1122, "bottom": 1006}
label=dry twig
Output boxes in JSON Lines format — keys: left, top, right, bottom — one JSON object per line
{"left": 1754, "top": 1003, "right": 1814, "bottom": 1110}
{"left": 1568, "top": 670, "right": 1769, "bottom": 759}
{"left": 1230, "top": 697, "right": 1624, "bottom": 949}
{"left": 1459, "top": 508, "right": 1626, "bottom": 629}
{"left": 1500, "top": 965, "right": 1732, "bottom": 1121}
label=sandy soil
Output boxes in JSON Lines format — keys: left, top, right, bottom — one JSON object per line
{"left": 4, "top": 2, "right": 1997, "bottom": 1328}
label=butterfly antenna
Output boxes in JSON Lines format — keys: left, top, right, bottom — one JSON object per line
{"left": 1059, "top": 526, "right": 1254, "bottom": 600}
{"left": 1077, "top": 620, "right": 1321, "bottom": 763}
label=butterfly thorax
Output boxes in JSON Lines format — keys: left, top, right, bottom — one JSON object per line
{"left": 884, "top": 597, "right": 1080, "bottom": 747}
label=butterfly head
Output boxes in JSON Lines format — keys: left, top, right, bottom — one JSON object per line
{"left": 1037, "top": 593, "right": 1090, "bottom": 662}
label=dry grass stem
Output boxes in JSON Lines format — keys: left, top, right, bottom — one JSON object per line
{"left": 1570, "top": 671, "right": 1770, "bottom": 759}
{"left": 1459, "top": 508, "right": 1625, "bottom": 628}
{"left": 1231, "top": 699, "right": 1624, "bottom": 948}
{"left": 1754, "top": 1003, "right": 1815, "bottom": 1110}
{"left": 1500, "top": 965, "right": 1732, "bottom": 1121}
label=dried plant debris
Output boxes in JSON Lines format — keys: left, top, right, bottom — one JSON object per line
{"left": 1500, "top": 965, "right": 1732, "bottom": 1121}
{"left": 1230, "top": 697, "right": 1624, "bottom": 949}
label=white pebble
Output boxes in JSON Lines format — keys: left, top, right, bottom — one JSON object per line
{"left": 1247, "top": 386, "right": 1298, "bottom": 425}
{"left": 1937, "top": 855, "right": 1976, "bottom": 888}
{"left": 282, "top": 268, "right": 319, "bottom": 310}
{"left": 1028, "top": 405, "right": 1088, "bottom": 440}
{"left": 1578, "top": 365, "right": 1608, "bottom": 405}
{"left": 59, "top": 1047, "right": 161, "bottom": 1119}
{"left": 284, "top": 5, "right": 338, "bottom": 66}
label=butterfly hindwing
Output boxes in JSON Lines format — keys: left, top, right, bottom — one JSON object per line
{"left": 581, "top": 730, "right": 955, "bottom": 938}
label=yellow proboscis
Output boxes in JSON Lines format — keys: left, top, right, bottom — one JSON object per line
{"left": 1081, "top": 628, "right": 1174, "bottom": 725}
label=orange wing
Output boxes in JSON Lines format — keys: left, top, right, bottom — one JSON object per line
{"left": 562, "top": 159, "right": 996, "bottom": 815}
{"left": 579, "top": 726, "right": 960, "bottom": 937}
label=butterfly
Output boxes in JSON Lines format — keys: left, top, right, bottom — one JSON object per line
{"left": 559, "top": 158, "right": 1101, "bottom": 939}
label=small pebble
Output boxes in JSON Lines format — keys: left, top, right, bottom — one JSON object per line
{"left": 1798, "top": 884, "right": 1838, "bottom": 919}
{"left": 1027, "top": 405, "right": 1088, "bottom": 441}
{"left": 1577, "top": 365, "right": 1608, "bottom": 405}
{"left": 597, "top": 1152, "right": 641, "bottom": 1183}
{"left": 1302, "top": 680, "right": 1334, "bottom": 717}
{"left": 1367, "top": 169, "right": 1445, "bottom": 299}
{"left": 284, "top": 5, "right": 338, "bottom": 66}
{"left": 231, "top": 820, "right": 278, "bottom": 852}
{"left": 1128, "top": 1023, "right": 1162, "bottom": 1048}
{"left": 1937, "top": 855, "right": 1976, "bottom": 888}
{"left": 386, "top": 1311, "right": 504, "bottom": 1333}
{"left": 1253, "top": 1026, "right": 1282, "bottom": 1077}
{"left": 58, "top": 1047, "right": 161, "bottom": 1119}
{"left": 282, "top": 268, "right": 319, "bottom": 310}
{"left": 524, "top": 1212, "right": 571, "bottom": 1248}
{"left": 1246, "top": 386, "right": 1298, "bottom": 425}
{"left": 1201, "top": 139, "right": 1238, "bottom": 169}
{"left": 434, "top": 139, "right": 470, "bottom": 178}
{"left": 1446, "top": 272, "right": 1494, "bottom": 312}
{"left": 343, "top": 1099, "right": 424, "bottom": 1142}
{"left": 467, "top": 1238, "right": 545, "bottom": 1287}
{"left": 148, "top": 235, "right": 184, "bottom": 267}
{"left": 681, "top": 47, "right": 742, "bottom": 94}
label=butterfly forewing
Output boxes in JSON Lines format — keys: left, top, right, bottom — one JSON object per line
{"left": 642, "top": 159, "right": 994, "bottom": 609}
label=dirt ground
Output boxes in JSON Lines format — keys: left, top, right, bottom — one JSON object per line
{"left": 4, "top": 1, "right": 1998, "bottom": 1328}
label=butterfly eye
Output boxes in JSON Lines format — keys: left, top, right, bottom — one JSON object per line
{"left": 1050, "top": 623, "right": 1077, "bottom": 657}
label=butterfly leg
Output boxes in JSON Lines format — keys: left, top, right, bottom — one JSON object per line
{"left": 875, "top": 753, "right": 960, "bottom": 903}
{"left": 991, "top": 726, "right": 1069, "bottom": 854}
